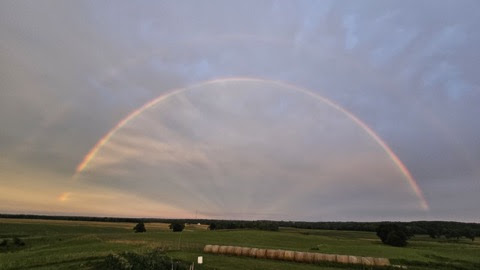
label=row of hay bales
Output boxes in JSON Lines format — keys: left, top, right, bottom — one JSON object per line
{"left": 203, "top": 245, "right": 390, "bottom": 267}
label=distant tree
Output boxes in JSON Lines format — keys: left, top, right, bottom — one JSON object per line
{"left": 445, "top": 229, "right": 461, "bottom": 240}
{"left": 427, "top": 227, "right": 440, "bottom": 239}
{"left": 385, "top": 230, "right": 407, "bottom": 247}
{"left": 462, "top": 228, "right": 475, "bottom": 241}
{"left": 169, "top": 223, "right": 185, "bottom": 232}
{"left": 376, "top": 223, "right": 395, "bottom": 243}
{"left": 376, "top": 223, "right": 409, "bottom": 247}
{"left": 209, "top": 223, "right": 217, "bottom": 230}
{"left": 257, "top": 221, "right": 279, "bottom": 231}
{"left": 133, "top": 222, "right": 146, "bottom": 233}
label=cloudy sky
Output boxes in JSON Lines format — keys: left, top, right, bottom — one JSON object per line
{"left": 1, "top": 1, "right": 479, "bottom": 222}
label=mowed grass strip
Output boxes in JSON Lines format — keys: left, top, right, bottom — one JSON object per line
{"left": 0, "top": 219, "right": 479, "bottom": 270}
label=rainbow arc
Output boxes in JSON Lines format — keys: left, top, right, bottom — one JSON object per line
{"left": 75, "top": 77, "right": 429, "bottom": 211}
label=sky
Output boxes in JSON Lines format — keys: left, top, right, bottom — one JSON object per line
{"left": 0, "top": 1, "right": 479, "bottom": 222}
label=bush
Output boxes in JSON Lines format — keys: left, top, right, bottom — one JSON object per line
{"left": 95, "top": 250, "right": 189, "bottom": 270}
{"left": 102, "top": 253, "right": 132, "bottom": 270}
{"left": 133, "top": 222, "right": 146, "bottom": 233}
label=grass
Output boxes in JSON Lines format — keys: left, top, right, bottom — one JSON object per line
{"left": 0, "top": 218, "right": 479, "bottom": 269}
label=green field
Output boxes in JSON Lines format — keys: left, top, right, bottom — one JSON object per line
{"left": 0, "top": 218, "right": 479, "bottom": 270}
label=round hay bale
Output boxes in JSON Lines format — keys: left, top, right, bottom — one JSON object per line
{"left": 266, "top": 249, "right": 277, "bottom": 259}
{"left": 348, "top": 256, "right": 361, "bottom": 265}
{"left": 336, "top": 255, "right": 349, "bottom": 264}
{"left": 211, "top": 245, "right": 219, "bottom": 254}
{"left": 324, "top": 254, "right": 336, "bottom": 262}
{"left": 203, "top": 245, "right": 213, "bottom": 253}
{"left": 373, "top": 257, "right": 390, "bottom": 266}
{"left": 249, "top": 248, "right": 258, "bottom": 258}
{"left": 276, "top": 250, "right": 285, "bottom": 260}
{"left": 294, "top": 251, "right": 305, "bottom": 262}
{"left": 313, "top": 253, "right": 326, "bottom": 263}
{"left": 241, "top": 247, "right": 251, "bottom": 256}
{"left": 256, "top": 249, "right": 267, "bottom": 259}
{"left": 304, "top": 252, "right": 315, "bottom": 263}
{"left": 226, "top": 246, "right": 235, "bottom": 255}
{"left": 361, "top": 257, "right": 375, "bottom": 266}
{"left": 233, "top": 246, "right": 243, "bottom": 256}
{"left": 218, "top": 245, "right": 228, "bottom": 255}
{"left": 284, "top": 250, "right": 295, "bottom": 261}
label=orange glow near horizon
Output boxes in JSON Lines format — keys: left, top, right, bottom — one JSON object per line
{"left": 58, "top": 192, "right": 71, "bottom": 202}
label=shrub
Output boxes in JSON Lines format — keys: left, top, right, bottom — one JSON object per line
{"left": 102, "top": 253, "right": 132, "bottom": 270}
{"left": 95, "top": 250, "right": 189, "bottom": 270}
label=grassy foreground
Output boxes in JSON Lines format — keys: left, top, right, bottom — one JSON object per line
{"left": 0, "top": 218, "right": 479, "bottom": 270}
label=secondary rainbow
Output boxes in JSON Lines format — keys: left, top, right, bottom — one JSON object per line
{"left": 75, "top": 77, "right": 429, "bottom": 210}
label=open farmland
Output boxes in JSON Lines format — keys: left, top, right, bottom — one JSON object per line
{"left": 0, "top": 218, "right": 479, "bottom": 270}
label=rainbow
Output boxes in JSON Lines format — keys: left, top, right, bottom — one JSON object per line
{"left": 75, "top": 77, "right": 429, "bottom": 210}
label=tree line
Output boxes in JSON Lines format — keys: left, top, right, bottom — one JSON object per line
{"left": 1, "top": 214, "right": 478, "bottom": 239}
